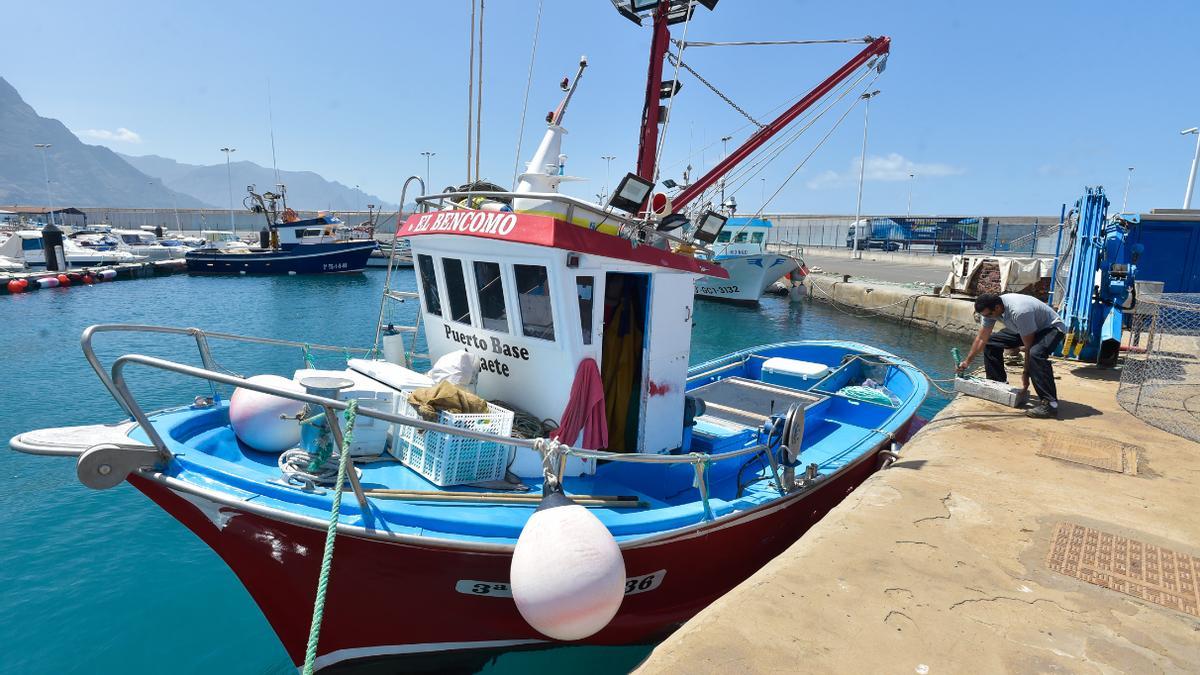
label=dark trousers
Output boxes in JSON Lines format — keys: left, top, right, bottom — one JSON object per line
{"left": 984, "top": 327, "right": 1064, "bottom": 403}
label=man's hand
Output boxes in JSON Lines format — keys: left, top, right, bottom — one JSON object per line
{"left": 956, "top": 359, "right": 969, "bottom": 374}
{"left": 1020, "top": 368, "right": 1031, "bottom": 391}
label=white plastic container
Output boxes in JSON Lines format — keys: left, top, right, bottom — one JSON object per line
{"left": 292, "top": 367, "right": 399, "bottom": 457}
{"left": 759, "top": 357, "right": 832, "bottom": 390}
{"left": 390, "top": 391, "right": 515, "bottom": 486}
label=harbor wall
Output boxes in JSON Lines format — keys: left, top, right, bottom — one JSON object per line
{"left": 635, "top": 361, "right": 1200, "bottom": 674}
{"left": 803, "top": 274, "right": 979, "bottom": 336}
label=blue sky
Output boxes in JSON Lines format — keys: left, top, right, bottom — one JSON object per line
{"left": 5, "top": 0, "right": 1200, "bottom": 215}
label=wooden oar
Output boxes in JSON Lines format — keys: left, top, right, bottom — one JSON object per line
{"left": 359, "top": 489, "right": 648, "bottom": 508}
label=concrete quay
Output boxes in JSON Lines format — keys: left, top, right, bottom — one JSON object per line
{"left": 636, "top": 361, "right": 1200, "bottom": 674}
{"left": 803, "top": 274, "right": 980, "bottom": 336}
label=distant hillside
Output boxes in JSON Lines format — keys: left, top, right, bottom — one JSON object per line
{"left": 120, "top": 154, "right": 394, "bottom": 212}
{"left": 0, "top": 76, "right": 209, "bottom": 208}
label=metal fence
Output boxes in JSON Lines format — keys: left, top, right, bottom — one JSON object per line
{"left": 1116, "top": 293, "right": 1200, "bottom": 443}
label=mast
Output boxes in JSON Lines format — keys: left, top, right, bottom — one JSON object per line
{"left": 672, "top": 36, "right": 891, "bottom": 211}
{"left": 635, "top": 4, "right": 672, "bottom": 181}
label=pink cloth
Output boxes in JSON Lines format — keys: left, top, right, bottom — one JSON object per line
{"left": 552, "top": 358, "right": 609, "bottom": 450}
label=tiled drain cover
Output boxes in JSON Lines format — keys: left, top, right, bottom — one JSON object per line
{"left": 1037, "top": 432, "right": 1139, "bottom": 475}
{"left": 1046, "top": 522, "right": 1199, "bottom": 617}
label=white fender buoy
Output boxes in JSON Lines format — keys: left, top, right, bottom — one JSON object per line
{"left": 99, "top": 269, "right": 117, "bottom": 280}
{"left": 229, "top": 374, "right": 305, "bottom": 453}
{"left": 510, "top": 487, "right": 626, "bottom": 641}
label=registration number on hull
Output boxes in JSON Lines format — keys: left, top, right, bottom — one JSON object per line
{"left": 455, "top": 570, "right": 667, "bottom": 598}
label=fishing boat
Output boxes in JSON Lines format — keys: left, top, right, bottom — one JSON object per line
{"left": 185, "top": 186, "right": 377, "bottom": 275}
{"left": 10, "top": 3, "right": 905, "bottom": 670}
{"left": 695, "top": 217, "right": 807, "bottom": 303}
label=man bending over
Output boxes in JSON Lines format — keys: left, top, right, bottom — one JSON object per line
{"left": 957, "top": 292, "right": 1066, "bottom": 419}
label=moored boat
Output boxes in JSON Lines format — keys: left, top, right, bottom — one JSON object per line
{"left": 9, "top": 3, "right": 902, "bottom": 670}
{"left": 695, "top": 217, "right": 807, "bottom": 303}
{"left": 185, "top": 186, "right": 377, "bottom": 275}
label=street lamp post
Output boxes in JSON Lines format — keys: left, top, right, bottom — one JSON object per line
{"left": 34, "top": 143, "right": 56, "bottom": 227}
{"left": 719, "top": 135, "right": 732, "bottom": 205}
{"left": 1122, "top": 166, "right": 1134, "bottom": 212}
{"left": 420, "top": 151, "right": 436, "bottom": 194}
{"left": 600, "top": 155, "right": 616, "bottom": 202}
{"left": 1182, "top": 128, "right": 1200, "bottom": 209}
{"left": 220, "top": 147, "right": 237, "bottom": 234}
{"left": 852, "top": 90, "right": 881, "bottom": 260}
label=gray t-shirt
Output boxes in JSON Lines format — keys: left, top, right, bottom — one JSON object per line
{"left": 981, "top": 293, "right": 1066, "bottom": 335}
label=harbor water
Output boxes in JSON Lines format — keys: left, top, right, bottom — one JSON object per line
{"left": 0, "top": 271, "right": 955, "bottom": 674}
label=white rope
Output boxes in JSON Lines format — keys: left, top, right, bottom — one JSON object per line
{"left": 511, "top": 0, "right": 545, "bottom": 188}
{"left": 278, "top": 447, "right": 363, "bottom": 490}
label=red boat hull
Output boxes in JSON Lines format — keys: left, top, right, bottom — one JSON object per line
{"left": 129, "top": 444, "right": 887, "bottom": 670}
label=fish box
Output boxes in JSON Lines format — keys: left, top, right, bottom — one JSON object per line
{"left": 759, "top": 357, "right": 831, "bottom": 390}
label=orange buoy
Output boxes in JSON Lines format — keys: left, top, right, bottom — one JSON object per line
{"left": 82, "top": 274, "right": 94, "bottom": 285}
{"left": 17, "top": 278, "right": 30, "bottom": 290}
{"left": 7, "top": 280, "right": 22, "bottom": 294}
{"left": 57, "top": 274, "right": 71, "bottom": 287}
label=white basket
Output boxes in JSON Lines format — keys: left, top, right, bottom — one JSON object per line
{"left": 390, "top": 391, "right": 515, "bottom": 486}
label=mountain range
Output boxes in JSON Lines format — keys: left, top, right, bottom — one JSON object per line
{"left": 118, "top": 154, "right": 394, "bottom": 212}
{"left": 0, "top": 76, "right": 206, "bottom": 209}
{"left": 0, "top": 75, "right": 391, "bottom": 211}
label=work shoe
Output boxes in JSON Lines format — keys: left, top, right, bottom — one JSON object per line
{"left": 1025, "top": 402, "right": 1058, "bottom": 419}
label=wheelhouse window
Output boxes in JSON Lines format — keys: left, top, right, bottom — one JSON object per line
{"left": 576, "top": 276, "right": 594, "bottom": 345}
{"left": 716, "top": 231, "right": 732, "bottom": 243}
{"left": 442, "top": 257, "right": 473, "bottom": 325}
{"left": 750, "top": 231, "right": 765, "bottom": 244}
{"left": 417, "top": 254, "right": 442, "bottom": 316}
{"left": 473, "top": 261, "right": 508, "bottom": 333}
{"left": 514, "top": 264, "right": 555, "bottom": 341}
{"left": 733, "top": 231, "right": 749, "bottom": 243}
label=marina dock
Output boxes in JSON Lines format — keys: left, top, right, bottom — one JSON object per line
{"left": 2, "top": 259, "right": 188, "bottom": 294}
{"left": 636, "top": 360, "right": 1200, "bottom": 673}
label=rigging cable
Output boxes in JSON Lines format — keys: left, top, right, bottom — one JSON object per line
{"left": 475, "top": 0, "right": 485, "bottom": 182}
{"left": 665, "top": 51, "right": 763, "bottom": 128}
{"left": 511, "top": 0, "right": 545, "bottom": 187}
{"left": 651, "top": 5, "right": 692, "bottom": 184}
{"left": 466, "top": 0, "right": 477, "bottom": 182}
{"left": 750, "top": 72, "right": 884, "bottom": 222}
{"left": 679, "top": 61, "right": 877, "bottom": 219}
{"left": 680, "top": 37, "right": 874, "bottom": 48}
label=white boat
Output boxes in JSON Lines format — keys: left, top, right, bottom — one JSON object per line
{"left": 367, "top": 238, "right": 413, "bottom": 268}
{"left": 695, "top": 217, "right": 806, "bottom": 303}
{"left": 110, "top": 229, "right": 192, "bottom": 260}
{"left": 0, "top": 230, "right": 147, "bottom": 267}
{"left": 197, "top": 230, "right": 252, "bottom": 252}
{"left": 0, "top": 255, "right": 24, "bottom": 273}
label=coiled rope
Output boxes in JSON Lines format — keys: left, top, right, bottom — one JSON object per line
{"left": 301, "top": 399, "right": 359, "bottom": 675}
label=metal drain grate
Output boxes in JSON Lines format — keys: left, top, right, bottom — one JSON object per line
{"left": 1046, "top": 522, "right": 1199, "bottom": 617}
{"left": 1037, "top": 433, "right": 1140, "bottom": 475}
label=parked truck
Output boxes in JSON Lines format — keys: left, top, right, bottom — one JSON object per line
{"left": 846, "top": 216, "right": 988, "bottom": 253}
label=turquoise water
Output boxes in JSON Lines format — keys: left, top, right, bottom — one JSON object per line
{"left": 0, "top": 271, "right": 956, "bottom": 674}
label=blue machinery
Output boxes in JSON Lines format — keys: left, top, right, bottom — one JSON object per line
{"left": 1053, "top": 186, "right": 1143, "bottom": 365}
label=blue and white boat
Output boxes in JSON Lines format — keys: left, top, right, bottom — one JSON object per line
{"left": 185, "top": 186, "right": 377, "bottom": 275}
{"left": 695, "top": 217, "right": 806, "bottom": 304}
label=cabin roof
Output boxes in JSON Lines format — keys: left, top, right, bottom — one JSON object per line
{"left": 726, "top": 217, "right": 773, "bottom": 229}
{"left": 398, "top": 210, "right": 728, "bottom": 278}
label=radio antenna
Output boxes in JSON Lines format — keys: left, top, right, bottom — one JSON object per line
{"left": 267, "top": 78, "right": 281, "bottom": 185}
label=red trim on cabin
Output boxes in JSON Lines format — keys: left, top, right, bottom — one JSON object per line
{"left": 397, "top": 211, "right": 728, "bottom": 278}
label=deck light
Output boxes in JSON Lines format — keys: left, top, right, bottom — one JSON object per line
{"left": 609, "top": 172, "right": 655, "bottom": 214}
{"left": 662, "top": 178, "right": 679, "bottom": 189}
{"left": 630, "top": 0, "right": 660, "bottom": 11}
{"left": 656, "top": 213, "right": 688, "bottom": 232}
{"left": 693, "top": 210, "right": 727, "bottom": 244}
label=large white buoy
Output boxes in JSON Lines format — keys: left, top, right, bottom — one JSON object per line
{"left": 229, "top": 374, "right": 305, "bottom": 453}
{"left": 510, "top": 488, "right": 626, "bottom": 641}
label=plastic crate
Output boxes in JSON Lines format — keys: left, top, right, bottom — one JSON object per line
{"left": 390, "top": 391, "right": 515, "bottom": 486}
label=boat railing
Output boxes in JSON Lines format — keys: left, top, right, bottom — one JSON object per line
{"left": 413, "top": 190, "right": 713, "bottom": 256}
{"left": 81, "top": 323, "right": 780, "bottom": 519}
